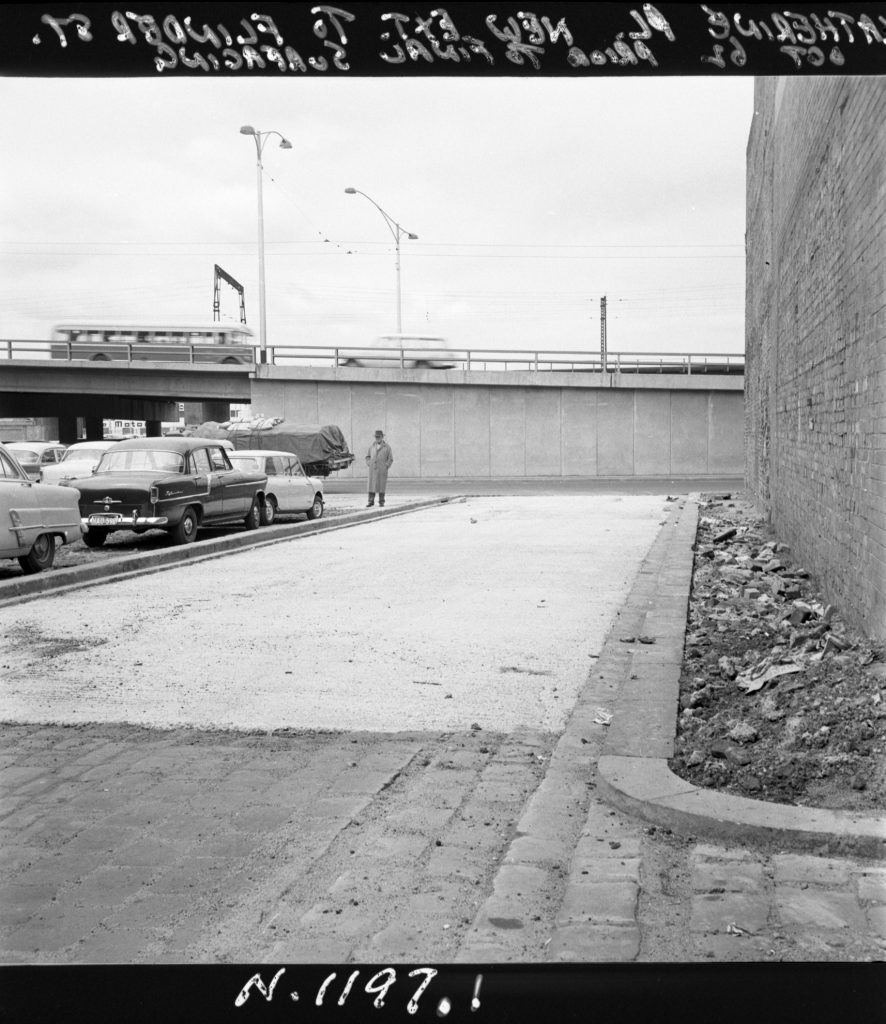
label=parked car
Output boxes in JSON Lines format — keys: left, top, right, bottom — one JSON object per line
{"left": 337, "top": 334, "right": 459, "bottom": 369}
{"left": 65, "top": 437, "right": 268, "bottom": 547}
{"left": 4, "top": 441, "right": 68, "bottom": 481}
{"left": 0, "top": 444, "right": 83, "bottom": 573}
{"left": 227, "top": 450, "right": 324, "bottom": 525}
{"left": 40, "top": 440, "right": 119, "bottom": 485}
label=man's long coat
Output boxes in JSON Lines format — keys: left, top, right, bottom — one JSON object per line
{"left": 366, "top": 440, "right": 393, "bottom": 492}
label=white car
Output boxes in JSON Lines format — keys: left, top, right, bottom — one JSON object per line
{"left": 4, "top": 441, "right": 68, "bottom": 481}
{"left": 0, "top": 445, "right": 83, "bottom": 573}
{"left": 226, "top": 450, "right": 324, "bottom": 525}
{"left": 40, "top": 440, "right": 119, "bottom": 485}
{"left": 337, "top": 334, "right": 459, "bottom": 369}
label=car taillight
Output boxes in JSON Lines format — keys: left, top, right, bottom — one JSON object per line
{"left": 149, "top": 486, "right": 159, "bottom": 503}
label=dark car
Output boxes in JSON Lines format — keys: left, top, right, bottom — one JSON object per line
{"left": 66, "top": 437, "right": 267, "bottom": 547}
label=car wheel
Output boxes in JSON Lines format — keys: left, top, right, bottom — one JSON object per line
{"left": 18, "top": 534, "right": 56, "bottom": 574}
{"left": 244, "top": 496, "right": 261, "bottom": 530}
{"left": 83, "top": 528, "right": 108, "bottom": 548}
{"left": 306, "top": 494, "right": 324, "bottom": 520}
{"left": 172, "top": 507, "right": 199, "bottom": 545}
{"left": 260, "top": 495, "right": 277, "bottom": 526}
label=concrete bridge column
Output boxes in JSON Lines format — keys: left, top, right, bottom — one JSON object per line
{"left": 57, "top": 416, "right": 79, "bottom": 445}
{"left": 145, "top": 420, "right": 162, "bottom": 437}
{"left": 84, "top": 416, "right": 104, "bottom": 441}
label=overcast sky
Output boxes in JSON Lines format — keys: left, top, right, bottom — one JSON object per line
{"left": 0, "top": 75, "right": 753, "bottom": 356}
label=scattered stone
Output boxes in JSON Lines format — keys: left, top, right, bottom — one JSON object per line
{"left": 851, "top": 775, "right": 867, "bottom": 791}
{"left": 740, "top": 775, "right": 762, "bottom": 793}
{"left": 686, "top": 750, "right": 705, "bottom": 767}
{"left": 727, "top": 723, "right": 759, "bottom": 744}
{"left": 718, "top": 656, "right": 738, "bottom": 680}
{"left": 713, "top": 527, "right": 738, "bottom": 544}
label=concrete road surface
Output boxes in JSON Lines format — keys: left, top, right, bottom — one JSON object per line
{"left": 1, "top": 495, "right": 667, "bottom": 734}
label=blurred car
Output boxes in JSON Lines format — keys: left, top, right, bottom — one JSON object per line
{"left": 4, "top": 441, "right": 67, "bottom": 481}
{"left": 66, "top": 437, "right": 268, "bottom": 547}
{"left": 40, "top": 440, "right": 119, "bottom": 485}
{"left": 337, "top": 334, "right": 459, "bottom": 369}
{"left": 0, "top": 444, "right": 83, "bottom": 573}
{"left": 227, "top": 450, "right": 324, "bottom": 525}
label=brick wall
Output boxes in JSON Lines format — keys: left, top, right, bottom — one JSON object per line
{"left": 745, "top": 77, "right": 886, "bottom": 639}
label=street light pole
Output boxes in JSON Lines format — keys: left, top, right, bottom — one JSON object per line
{"left": 344, "top": 188, "right": 418, "bottom": 334}
{"left": 240, "top": 125, "right": 292, "bottom": 364}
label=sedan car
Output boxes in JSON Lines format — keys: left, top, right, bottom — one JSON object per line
{"left": 66, "top": 437, "right": 268, "bottom": 546}
{"left": 40, "top": 440, "right": 119, "bottom": 485}
{"left": 227, "top": 450, "right": 324, "bottom": 525}
{"left": 0, "top": 444, "right": 83, "bottom": 573}
{"left": 337, "top": 334, "right": 459, "bottom": 369}
{"left": 4, "top": 441, "right": 68, "bottom": 481}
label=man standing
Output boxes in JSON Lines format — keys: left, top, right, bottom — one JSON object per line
{"left": 366, "top": 429, "right": 393, "bottom": 507}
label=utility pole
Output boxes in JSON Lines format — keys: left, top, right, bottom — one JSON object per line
{"left": 600, "top": 295, "right": 608, "bottom": 371}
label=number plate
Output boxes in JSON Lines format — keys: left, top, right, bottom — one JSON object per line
{"left": 88, "top": 514, "right": 121, "bottom": 526}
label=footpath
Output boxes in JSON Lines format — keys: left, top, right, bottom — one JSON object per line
{"left": 457, "top": 497, "right": 886, "bottom": 963}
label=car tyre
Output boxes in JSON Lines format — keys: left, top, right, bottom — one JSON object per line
{"left": 260, "top": 495, "right": 277, "bottom": 526}
{"left": 244, "top": 496, "right": 261, "bottom": 530}
{"left": 306, "top": 494, "right": 324, "bottom": 520}
{"left": 18, "top": 534, "right": 55, "bottom": 574}
{"left": 172, "top": 507, "right": 199, "bottom": 545}
{"left": 83, "top": 528, "right": 108, "bottom": 548}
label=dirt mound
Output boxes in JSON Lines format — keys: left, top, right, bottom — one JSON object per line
{"left": 670, "top": 493, "right": 886, "bottom": 812}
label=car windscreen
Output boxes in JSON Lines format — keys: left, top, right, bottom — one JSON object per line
{"left": 62, "top": 447, "right": 106, "bottom": 461}
{"left": 7, "top": 448, "right": 40, "bottom": 464}
{"left": 97, "top": 450, "right": 185, "bottom": 473}
{"left": 228, "top": 456, "right": 263, "bottom": 473}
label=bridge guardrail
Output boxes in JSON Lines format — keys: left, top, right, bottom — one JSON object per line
{"left": 0, "top": 339, "right": 745, "bottom": 375}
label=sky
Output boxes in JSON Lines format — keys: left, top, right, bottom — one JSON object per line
{"left": 0, "top": 74, "right": 753, "bottom": 358}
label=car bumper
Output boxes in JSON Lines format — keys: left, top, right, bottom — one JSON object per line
{"left": 82, "top": 514, "right": 169, "bottom": 529}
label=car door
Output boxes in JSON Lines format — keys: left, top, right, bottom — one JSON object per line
{"left": 189, "top": 446, "right": 225, "bottom": 521}
{"left": 285, "top": 456, "right": 314, "bottom": 512}
{"left": 208, "top": 446, "right": 253, "bottom": 516}
{"left": 0, "top": 447, "right": 39, "bottom": 557}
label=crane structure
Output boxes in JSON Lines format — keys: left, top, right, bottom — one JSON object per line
{"left": 213, "top": 264, "right": 247, "bottom": 324}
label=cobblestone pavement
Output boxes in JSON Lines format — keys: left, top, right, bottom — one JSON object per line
{"left": 2, "top": 721, "right": 883, "bottom": 964}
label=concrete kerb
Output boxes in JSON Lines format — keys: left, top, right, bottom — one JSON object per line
{"left": 0, "top": 496, "right": 459, "bottom": 609}
{"left": 594, "top": 496, "right": 886, "bottom": 860}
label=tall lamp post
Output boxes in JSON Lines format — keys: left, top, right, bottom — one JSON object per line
{"left": 240, "top": 125, "right": 292, "bottom": 364}
{"left": 344, "top": 188, "right": 418, "bottom": 334}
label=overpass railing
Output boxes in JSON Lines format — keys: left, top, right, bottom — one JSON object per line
{"left": 266, "top": 343, "right": 745, "bottom": 375}
{"left": 0, "top": 338, "right": 745, "bottom": 375}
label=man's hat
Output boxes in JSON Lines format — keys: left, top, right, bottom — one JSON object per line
{"left": 374, "top": 430, "right": 384, "bottom": 437}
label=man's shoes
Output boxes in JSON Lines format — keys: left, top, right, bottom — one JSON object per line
{"left": 366, "top": 502, "right": 374, "bottom": 507}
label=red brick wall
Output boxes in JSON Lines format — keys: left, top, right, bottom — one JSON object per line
{"left": 745, "top": 77, "right": 886, "bottom": 640}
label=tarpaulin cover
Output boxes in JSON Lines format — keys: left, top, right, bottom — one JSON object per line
{"left": 226, "top": 424, "right": 352, "bottom": 464}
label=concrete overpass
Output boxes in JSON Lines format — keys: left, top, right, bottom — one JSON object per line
{"left": 0, "top": 358, "right": 744, "bottom": 478}
{"left": 0, "top": 359, "right": 251, "bottom": 441}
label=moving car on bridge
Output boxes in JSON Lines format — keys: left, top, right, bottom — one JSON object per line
{"left": 66, "top": 437, "right": 267, "bottom": 547}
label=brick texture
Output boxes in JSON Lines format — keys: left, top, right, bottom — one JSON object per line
{"left": 745, "top": 78, "right": 886, "bottom": 639}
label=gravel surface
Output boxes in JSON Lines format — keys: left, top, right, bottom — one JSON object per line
{"left": 1, "top": 495, "right": 667, "bottom": 734}
{"left": 670, "top": 492, "right": 886, "bottom": 812}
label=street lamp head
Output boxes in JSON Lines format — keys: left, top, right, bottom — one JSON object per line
{"left": 344, "top": 187, "right": 357, "bottom": 194}
{"left": 279, "top": 138, "right": 293, "bottom": 149}
{"left": 407, "top": 233, "right": 419, "bottom": 240}
{"left": 239, "top": 125, "right": 256, "bottom": 135}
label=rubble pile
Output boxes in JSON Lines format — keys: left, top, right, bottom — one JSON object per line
{"left": 670, "top": 493, "right": 886, "bottom": 811}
